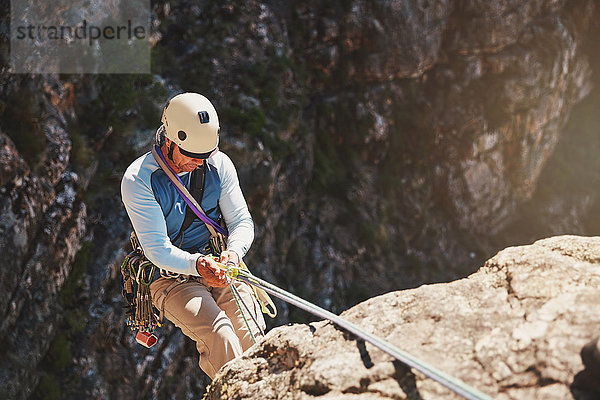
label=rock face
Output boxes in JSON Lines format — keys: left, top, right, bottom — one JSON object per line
{"left": 0, "top": 1, "right": 599, "bottom": 399}
{"left": 206, "top": 235, "right": 600, "bottom": 400}
{"left": 0, "top": 78, "right": 87, "bottom": 399}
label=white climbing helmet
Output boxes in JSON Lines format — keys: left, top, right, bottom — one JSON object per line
{"left": 161, "top": 92, "right": 220, "bottom": 158}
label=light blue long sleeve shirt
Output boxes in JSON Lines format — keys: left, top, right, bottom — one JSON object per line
{"left": 121, "top": 149, "right": 254, "bottom": 276}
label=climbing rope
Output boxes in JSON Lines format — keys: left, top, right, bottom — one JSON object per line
{"left": 219, "top": 263, "right": 493, "bottom": 400}
{"left": 230, "top": 283, "right": 264, "bottom": 344}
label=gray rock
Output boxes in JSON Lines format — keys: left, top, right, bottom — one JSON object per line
{"left": 207, "top": 235, "right": 600, "bottom": 399}
{"left": 0, "top": 75, "right": 86, "bottom": 399}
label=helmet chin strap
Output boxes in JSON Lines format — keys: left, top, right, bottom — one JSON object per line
{"left": 167, "top": 141, "right": 176, "bottom": 163}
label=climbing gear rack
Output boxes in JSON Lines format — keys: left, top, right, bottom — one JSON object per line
{"left": 120, "top": 232, "right": 160, "bottom": 347}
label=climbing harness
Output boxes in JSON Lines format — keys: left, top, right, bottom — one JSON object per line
{"left": 219, "top": 263, "right": 493, "bottom": 400}
{"left": 119, "top": 232, "right": 271, "bottom": 349}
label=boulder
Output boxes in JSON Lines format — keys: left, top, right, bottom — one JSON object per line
{"left": 206, "top": 235, "right": 600, "bottom": 399}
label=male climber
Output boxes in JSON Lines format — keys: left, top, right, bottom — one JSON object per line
{"left": 121, "top": 92, "right": 265, "bottom": 378}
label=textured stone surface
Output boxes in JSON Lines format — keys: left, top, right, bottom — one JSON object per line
{"left": 0, "top": 1, "right": 599, "bottom": 399}
{"left": 206, "top": 235, "right": 600, "bottom": 399}
{"left": 0, "top": 100, "right": 86, "bottom": 398}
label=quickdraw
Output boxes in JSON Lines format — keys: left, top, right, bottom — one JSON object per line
{"left": 120, "top": 232, "right": 160, "bottom": 347}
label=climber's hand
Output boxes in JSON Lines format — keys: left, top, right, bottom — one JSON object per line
{"left": 219, "top": 250, "right": 240, "bottom": 267}
{"left": 196, "top": 256, "right": 228, "bottom": 287}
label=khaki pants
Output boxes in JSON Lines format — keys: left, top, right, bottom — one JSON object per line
{"left": 150, "top": 276, "right": 266, "bottom": 378}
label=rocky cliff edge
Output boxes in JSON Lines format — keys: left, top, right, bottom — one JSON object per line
{"left": 206, "top": 235, "right": 600, "bottom": 400}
